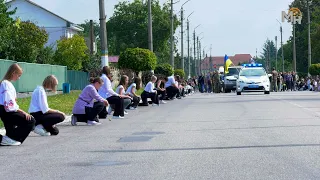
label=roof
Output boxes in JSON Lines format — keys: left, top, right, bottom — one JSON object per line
{"left": 109, "top": 56, "right": 119, "bottom": 63}
{"left": 7, "top": 0, "right": 77, "bottom": 26}
{"left": 201, "top": 54, "right": 252, "bottom": 70}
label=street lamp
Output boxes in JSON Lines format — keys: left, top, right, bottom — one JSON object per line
{"left": 187, "top": 11, "right": 194, "bottom": 78}
{"left": 277, "top": 19, "right": 284, "bottom": 73}
{"left": 193, "top": 24, "right": 200, "bottom": 75}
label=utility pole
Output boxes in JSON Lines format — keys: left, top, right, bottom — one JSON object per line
{"left": 277, "top": 19, "right": 284, "bottom": 73}
{"left": 187, "top": 12, "right": 194, "bottom": 79}
{"left": 89, "top": 20, "right": 94, "bottom": 55}
{"left": 210, "top": 44, "right": 212, "bottom": 72}
{"left": 307, "top": 0, "right": 312, "bottom": 76}
{"left": 193, "top": 31, "right": 196, "bottom": 76}
{"left": 199, "top": 41, "right": 202, "bottom": 74}
{"left": 197, "top": 36, "right": 199, "bottom": 75}
{"left": 99, "top": 0, "right": 108, "bottom": 67}
{"left": 170, "top": 0, "right": 174, "bottom": 69}
{"left": 148, "top": 0, "right": 153, "bottom": 52}
{"left": 293, "top": 23, "right": 296, "bottom": 72}
{"left": 275, "top": 36, "right": 278, "bottom": 71}
{"left": 180, "top": 10, "right": 184, "bottom": 70}
{"left": 190, "top": 47, "right": 193, "bottom": 77}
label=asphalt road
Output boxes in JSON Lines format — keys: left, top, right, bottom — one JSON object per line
{"left": 1, "top": 91, "right": 320, "bottom": 180}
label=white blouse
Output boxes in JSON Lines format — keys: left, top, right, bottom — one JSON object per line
{"left": 0, "top": 80, "right": 19, "bottom": 112}
{"left": 144, "top": 82, "right": 156, "bottom": 93}
{"left": 98, "top": 74, "right": 118, "bottom": 99}
{"left": 116, "top": 85, "right": 125, "bottom": 95}
{"left": 28, "top": 86, "right": 49, "bottom": 114}
{"left": 126, "top": 83, "right": 136, "bottom": 96}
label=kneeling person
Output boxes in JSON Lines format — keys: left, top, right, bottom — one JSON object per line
{"left": 141, "top": 75, "right": 159, "bottom": 106}
{"left": 29, "top": 75, "right": 65, "bottom": 136}
{"left": 72, "top": 77, "right": 109, "bottom": 126}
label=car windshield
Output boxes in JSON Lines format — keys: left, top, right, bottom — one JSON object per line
{"left": 227, "top": 68, "right": 241, "bottom": 76}
{"left": 239, "top": 69, "right": 266, "bottom": 76}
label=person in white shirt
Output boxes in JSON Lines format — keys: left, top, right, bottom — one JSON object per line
{"left": 125, "top": 77, "right": 142, "bottom": 109}
{"left": 164, "top": 75, "right": 180, "bottom": 99}
{"left": 141, "top": 75, "right": 159, "bottom": 106}
{"left": 29, "top": 75, "right": 65, "bottom": 136}
{"left": 0, "top": 64, "right": 35, "bottom": 146}
{"left": 98, "top": 66, "right": 126, "bottom": 119}
{"left": 115, "top": 75, "right": 132, "bottom": 114}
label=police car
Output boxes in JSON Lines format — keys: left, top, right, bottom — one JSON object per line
{"left": 236, "top": 64, "right": 271, "bottom": 95}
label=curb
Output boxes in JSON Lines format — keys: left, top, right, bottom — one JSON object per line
{"left": 0, "top": 115, "right": 72, "bottom": 136}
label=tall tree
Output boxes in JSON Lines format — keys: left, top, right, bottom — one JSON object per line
{"left": 107, "top": 0, "right": 180, "bottom": 64}
{"left": 0, "top": 0, "right": 16, "bottom": 54}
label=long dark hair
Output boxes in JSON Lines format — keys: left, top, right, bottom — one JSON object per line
{"left": 118, "top": 75, "right": 129, "bottom": 89}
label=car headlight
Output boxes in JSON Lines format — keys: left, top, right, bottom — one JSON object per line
{"left": 238, "top": 80, "right": 245, "bottom": 83}
{"left": 263, "top": 79, "right": 268, "bottom": 83}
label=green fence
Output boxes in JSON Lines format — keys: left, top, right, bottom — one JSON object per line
{"left": 0, "top": 59, "right": 67, "bottom": 92}
{"left": 67, "top": 70, "right": 89, "bottom": 90}
{"left": 0, "top": 59, "right": 90, "bottom": 92}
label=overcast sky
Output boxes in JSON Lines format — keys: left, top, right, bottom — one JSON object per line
{"left": 30, "top": 0, "right": 293, "bottom": 57}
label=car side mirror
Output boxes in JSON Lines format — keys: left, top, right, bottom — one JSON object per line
{"left": 234, "top": 75, "right": 239, "bottom": 79}
{"left": 268, "top": 74, "right": 272, "bottom": 78}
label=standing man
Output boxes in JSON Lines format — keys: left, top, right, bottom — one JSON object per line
{"left": 272, "top": 67, "right": 278, "bottom": 92}
{"left": 213, "top": 71, "right": 220, "bottom": 93}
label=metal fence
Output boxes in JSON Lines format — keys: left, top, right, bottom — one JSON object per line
{"left": 0, "top": 59, "right": 89, "bottom": 92}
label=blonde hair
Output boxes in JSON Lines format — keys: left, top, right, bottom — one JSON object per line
{"left": 1, "top": 63, "right": 23, "bottom": 82}
{"left": 151, "top": 75, "right": 157, "bottom": 81}
{"left": 42, "top": 75, "right": 58, "bottom": 92}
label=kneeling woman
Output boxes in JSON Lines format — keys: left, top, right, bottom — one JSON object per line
{"left": 141, "top": 75, "right": 159, "bottom": 106}
{"left": 29, "top": 75, "right": 65, "bottom": 136}
{"left": 0, "top": 64, "right": 35, "bottom": 146}
{"left": 72, "top": 77, "right": 109, "bottom": 126}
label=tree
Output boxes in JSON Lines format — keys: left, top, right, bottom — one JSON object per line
{"left": 107, "top": 0, "right": 180, "bottom": 63}
{"left": 54, "top": 35, "right": 89, "bottom": 70}
{"left": 118, "top": 48, "right": 157, "bottom": 75}
{"left": 4, "top": 21, "right": 48, "bottom": 62}
{"left": 174, "top": 69, "right": 185, "bottom": 78}
{"left": 154, "top": 63, "right": 173, "bottom": 77}
{"left": 0, "top": 0, "right": 16, "bottom": 53}
{"left": 36, "top": 45, "right": 55, "bottom": 64}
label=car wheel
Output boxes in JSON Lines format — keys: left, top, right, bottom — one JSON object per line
{"left": 264, "top": 91, "right": 270, "bottom": 94}
{"left": 237, "top": 92, "right": 241, "bottom": 95}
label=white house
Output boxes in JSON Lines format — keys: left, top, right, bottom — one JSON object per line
{"left": 6, "top": 0, "right": 84, "bottom": 47}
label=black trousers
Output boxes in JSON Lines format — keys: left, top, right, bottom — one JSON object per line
{"left": 141, "top": 91, "right": 159, "bottom": 105}
{"left": 157, "top": 90, "right": 166, "bottom": 100}
{"left": 129, "top": 95, "right": 140, "bottom": 108}
{"left": 99, "top": 96, "right": 124, "bottom": 117}
{"left": 166, "top": 86, "right": 179, "bottom": 99}
{"left": 75, "top": 101, "right": 105, "bottom": 123}
{"left": 30, "top": 111, "right": 65, "bottom": 135}
{"left": 0, "top": 105, "right": 35, "bottom": 143}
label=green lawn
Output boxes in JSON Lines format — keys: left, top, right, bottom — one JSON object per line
{"left": 0, "top": 89, "right": 144, "bottom": 128}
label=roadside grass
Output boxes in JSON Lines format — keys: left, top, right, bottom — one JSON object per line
{"left": 0, "top": 89, "right": 144, "bottom": 128}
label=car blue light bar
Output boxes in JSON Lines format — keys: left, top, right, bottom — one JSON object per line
{"left": 242, "top": 64, "right": 263, "bottom": 67}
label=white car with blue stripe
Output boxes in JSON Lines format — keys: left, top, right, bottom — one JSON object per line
{"left": 236, "top": 64, "right": 270, "bottom": 95}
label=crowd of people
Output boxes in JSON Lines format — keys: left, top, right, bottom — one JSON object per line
{"left": 271, "top": 68, "right": 320, "bottom": 92}
{"left": 0, "top": 64, "right": 194, "bottom": 146}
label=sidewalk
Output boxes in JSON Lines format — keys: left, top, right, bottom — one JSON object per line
{"left": 0, "top": 115, "right": 72, "bottom": 136}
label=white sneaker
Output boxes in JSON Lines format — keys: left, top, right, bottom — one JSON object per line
{"left": 71, "top": 115, "right": 77, "bottom": 126}
{"left": 34, "top": 125, "right": 51, "bottom": 136}
{"left": 129, "top": 107, "right": 136, "bottom": 110}
{"left": 124, "top": 111, "right": 128, "bottom": 115}
{"left": 160, "top": 100, "right": 167, "bottom": 104}
{"left": 1, "top": 136, "right": 21, "bottom": 146}
{"left": 113, "top": 116, "right": 124, "bottom": 119}
{"left": 107, "top": 106, "right": 113, "bottom": 115}
{"left": 152, "top": 103, "right": 160, "bottom": 106}
{"left": 87, "top": 121, "right": 101, "bottom": 126}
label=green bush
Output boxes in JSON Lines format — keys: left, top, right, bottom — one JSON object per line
{"left": 154, "top": 63, "right": 173, "bottom": 77}
{"left": 118, "top": 48, "right": 157, "bottom": 74}
{"left": 309, "top": 64, "right": 320, "bottom": 76}
{"left": 174, "top": 69, "right": 185, "bottom": 78}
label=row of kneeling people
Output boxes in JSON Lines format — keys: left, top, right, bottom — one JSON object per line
{"left": 0, "top": 64, "right": 193, "bottom": 146}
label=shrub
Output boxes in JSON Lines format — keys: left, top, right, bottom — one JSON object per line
{"left": 309, "top": 64, "right": 320, "bottom": 76}
{"left": 174, "top": 69, "right": 185, "bottom": 78}
{"left": 154, "top": 63, "right": 173, "bottom": 77}
{"left": 118, "top": 48, "right": 157, "bottom": 75}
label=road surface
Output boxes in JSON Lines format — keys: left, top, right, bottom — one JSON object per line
{"left": 1, "top": 91, "right": 320, "bottom": 180}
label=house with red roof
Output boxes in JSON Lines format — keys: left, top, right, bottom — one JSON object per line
{"left": 201, "top": 54, "right": 252, "bottom": 73}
